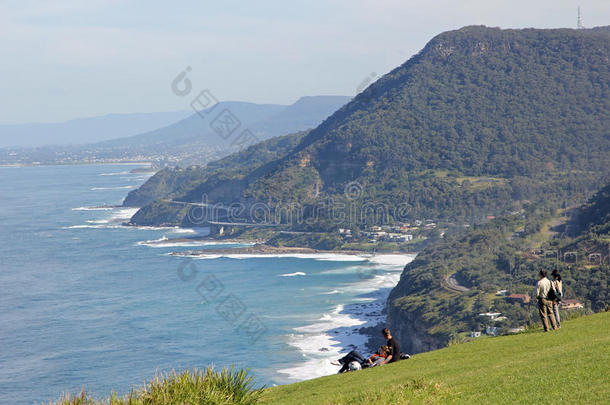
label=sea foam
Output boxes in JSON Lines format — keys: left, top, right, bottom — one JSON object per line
{"left": 71, "top": 206, "right": 114, "bottom": 211}
{"left": 99, "top": 171, "right": 131, "bottom": 176}
{"left": 90, "top": 186, "right": 134, "bottom": 191}
{"left": 276, "top": 254, "right": 416, "bottom": 382}
{"left": 277, "top": 304, "right": 369, "bottom": 381}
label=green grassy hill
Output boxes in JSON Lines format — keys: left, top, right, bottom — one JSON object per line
{"left": 260, "top": 312, "right": 610, "bottom": 404}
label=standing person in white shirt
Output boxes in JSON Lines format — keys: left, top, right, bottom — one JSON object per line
{"left": 536, "top": 270, "right": 558, "bottom": 332}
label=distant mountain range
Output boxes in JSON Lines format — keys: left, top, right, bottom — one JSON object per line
{"left": 128, "top": 25, "right": 610, "bottom": 227}
{"left": 97, "top": 95, "right": 351, "bottom": 150}
{"left": 0, "top": 111, "right": 192, "bottom": 148}
{"left": 0, "top": 95, "right": 351, "bottom": 166}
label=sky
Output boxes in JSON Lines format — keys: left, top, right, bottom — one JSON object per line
{"left": 0, "top": 0, "right": 608, "bottom": 124}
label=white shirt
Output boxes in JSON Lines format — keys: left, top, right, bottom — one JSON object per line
{"left": 536, "top": 277, "right": 552, "bottom": 299}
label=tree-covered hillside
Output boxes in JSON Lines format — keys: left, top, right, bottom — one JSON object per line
{"left": 129, "top": 25, "right": 609, "bottom": 227}
{"left": 126, "top": 131, "right": 309, "bottom": 224}
{"left": 237, "top": 25, "right": 609, "bottom": 208}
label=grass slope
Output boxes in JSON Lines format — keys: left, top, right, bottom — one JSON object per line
{"left": 261, "top": 312, "right": 610, "bottom": 404}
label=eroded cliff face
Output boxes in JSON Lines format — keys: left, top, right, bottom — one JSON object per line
{"left": 386, "top": 299, "right": 444, "bottom": 355}
{"left": 385, "top": 260, "right": 447, "bottom": 354}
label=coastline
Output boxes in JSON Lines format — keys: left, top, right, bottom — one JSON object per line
{"left": 274, "top": 253, "right": 416, "bottom": 382}
{"left": 140, "top": 233, "right": 411, "bottom": 257}
{"left": 170, "top": 243, "right": 374, "bottom": 257}
{"left": 148, "top": 232, "right": 416, "bottom": 382}
{"left": 0, "top": 161, "right": 154, "bottom": 168}
{"left": 64, "top": 198, "right": 418, "bottom": 388}
{"left": 75, "top": 203, "right": 416, "bottom": 384}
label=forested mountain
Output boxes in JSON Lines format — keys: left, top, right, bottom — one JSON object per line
{"left": 124, "top": 130, "right": 307, "bottom": 207}
{"left": 577, "top": 182, "right": 610, "bottom": 235}
{"left": 128, "top": 25, "right": 609, "bottom": 227}
{"left": 234, "top": 25, "right": 609, "bottom": 211}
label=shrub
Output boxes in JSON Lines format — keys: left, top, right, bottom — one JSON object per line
{"left": 49, "top": 367, "right": 262, "bottom": 405}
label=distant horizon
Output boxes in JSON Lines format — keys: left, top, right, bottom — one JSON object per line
{"left": 0, "top": 95, "right": 353, "bottom": 148}
{"left": 0, "top": 94, "right": 351, "bottom": 126}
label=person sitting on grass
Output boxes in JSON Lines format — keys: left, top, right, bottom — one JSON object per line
{"left": 367, "top": 345, "right": 390, "bottom": 367}
{"left": 381, "top": 327, "right": 402, "bottom": 364}
{"left": 331, "top": 328, "right": 410, "bottom": 373}
{"left": 331, "top": 350, "right": 367, "bottom": 373}
{"left": 331, "top": 345, "right": 389, "bottom": 373}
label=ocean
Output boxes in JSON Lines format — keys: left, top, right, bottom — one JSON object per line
{"left": 0, "top": 164, "right": 414, "bottom": 404}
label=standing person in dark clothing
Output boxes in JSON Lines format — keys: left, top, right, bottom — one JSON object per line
{"left": 551, "top": 269, "right": 563, "bottom": 328}
{"left": 381, "top": 327, "right": 401, "bottom": 364}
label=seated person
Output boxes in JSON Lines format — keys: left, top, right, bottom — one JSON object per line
{"left": 367, "top": 345, "right": 390, "bottom": 367}
{"left": 331, "top": 345, "right": 390, "bottom": 373}
{"left": 381, "top": 327, "right": 401, "bottom": 364}
{"left": 332, "top": 350, "right": 367, "bottom": 373}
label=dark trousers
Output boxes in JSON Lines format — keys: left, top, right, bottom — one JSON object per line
{"left": 338, "top": 350, "right": 366, "bottom": 373}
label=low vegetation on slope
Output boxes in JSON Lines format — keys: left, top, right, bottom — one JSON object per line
{"left": 123, "top": 130, "right": 308, "bottom": 207}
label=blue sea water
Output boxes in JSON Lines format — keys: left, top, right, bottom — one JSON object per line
{"left": 0, "top": 164, "right": 413, "bottom": 404}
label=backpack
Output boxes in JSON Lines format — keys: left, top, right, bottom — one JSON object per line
{"left": 547, "top": 286, "right": 558, "bottom": 301}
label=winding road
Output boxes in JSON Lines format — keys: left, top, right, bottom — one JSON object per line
{"left": 441, "top": 274, "right": 470, "bottom": 293}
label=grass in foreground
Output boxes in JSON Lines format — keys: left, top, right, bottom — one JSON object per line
{"left": 261, "top": 312, "right": 610, "bottom": 404}
{"left": 49, "top": 367, "right": 261, "bottom": 405}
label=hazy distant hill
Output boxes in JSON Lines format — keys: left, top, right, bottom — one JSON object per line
{"left": 0, "top": 96, "right": 350, "bottom": 166}
{"left": 0, "top": 111, "right": 192, "bottom": 148}
{"left": 96, "top": 96, "right": 351, "bottom": 150}
{"left": 95, "top": 102, "right": 285, "bottom": 149}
